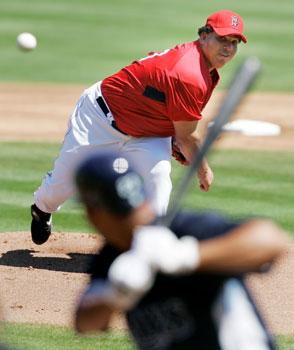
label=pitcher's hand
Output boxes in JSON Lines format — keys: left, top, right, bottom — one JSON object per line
{"left": 197, "top": 165, "right": 214, "bottom": 192}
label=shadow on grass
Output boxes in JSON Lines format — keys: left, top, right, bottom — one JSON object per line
{"left": 0, "top": 249, "right": 96, "bottom": 273}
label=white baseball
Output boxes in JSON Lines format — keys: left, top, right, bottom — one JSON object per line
{"left": 16, "top": 32, "right": 37, "bottom": 52}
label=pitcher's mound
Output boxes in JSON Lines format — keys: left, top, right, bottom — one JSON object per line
{"left": 0, "top": 232, "right": 126, "bottom": 329}
{"left": 0, "top": 232, "right": 292, "bottom": 334}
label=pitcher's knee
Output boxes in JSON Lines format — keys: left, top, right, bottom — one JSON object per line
{"left": 148, "top": 162, "right": 172, "bottom": 215}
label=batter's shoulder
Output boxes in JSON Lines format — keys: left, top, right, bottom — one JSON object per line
{"left": 88, "top": 243, "right": 121, "bottom": 280}
{"left": 170, "top": 210, "right": 239, "bottom": 240}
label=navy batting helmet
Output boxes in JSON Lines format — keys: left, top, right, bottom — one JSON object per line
{"left": 75, "top": 151, "right": 147, "bottom": 215}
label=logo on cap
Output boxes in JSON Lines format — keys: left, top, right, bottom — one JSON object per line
{"left": 231, "top": 15, "right": 239, "bottom": 28}
{"left": 113, "top": 157, "right": 129, "bottom": 174}
{"left": 116, "top": 173, "right": 145, "bottom": 207}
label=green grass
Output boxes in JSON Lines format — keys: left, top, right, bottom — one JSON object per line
{"left": 176, "top": 149, "right": 294, "bottom": 233}
{"left": 0, "top": 323, "right": 293, "bottom": 350}
{"left": 1, "top": 0, "right": 294, "bottom": 91}
{"left": 1, "top": 323, "right": 135, "bottom": 350}
{"left": 0, "top": 142, "right": 92, "bottom": 233}
{"left": 277, "top": 335, "right": 294, "bottom": 350}
{"left": 1, "top": 141, "right": 293, "bottom": 235}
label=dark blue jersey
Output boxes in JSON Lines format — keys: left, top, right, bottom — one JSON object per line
{"left": 89, "top": 210, "right": 239, "bottom": 279}
{"left": 89, "top": 211, "right": 276, "bottom": 350}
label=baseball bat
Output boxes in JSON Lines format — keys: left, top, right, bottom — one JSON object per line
{"left": 162, "top": 56, "right": 262, "bottom": 227}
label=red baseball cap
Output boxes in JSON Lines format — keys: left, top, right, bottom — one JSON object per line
{"left": 206, "top": 10, "right": 247, "bottom": 43}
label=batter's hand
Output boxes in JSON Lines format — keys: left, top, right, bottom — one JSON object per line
{"left": 197, "top": 165, "right": 214, "bottom": 192}
{"left": 108, "top": 251, "right": 155, "bottom": 310}
{"left": 171, "top": 137, "right": 190, "bottom": 166}
{"left": 107, "top": 226, "right": 200, "bottom": 310}
{"left": 132, "top": 225, "right": 200, "bottom": 275}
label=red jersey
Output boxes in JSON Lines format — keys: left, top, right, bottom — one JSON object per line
{"left": 101, "top": 40, "right": 219, "bottom": 137}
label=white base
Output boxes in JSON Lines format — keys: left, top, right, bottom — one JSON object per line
{"left": 210, "top": 119, "right": 281, "bottom": 136}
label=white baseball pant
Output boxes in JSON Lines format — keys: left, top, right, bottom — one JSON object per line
{"left": 34, "top": 81, "right": 172, "bottom": 216}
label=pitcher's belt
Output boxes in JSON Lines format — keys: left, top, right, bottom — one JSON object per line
{"left": 96, "top": 96, "right": 127, "bottom": 135}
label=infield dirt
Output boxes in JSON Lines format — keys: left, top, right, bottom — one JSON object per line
{"left": 0, "top": 83, "right": 293, "bottom": 334}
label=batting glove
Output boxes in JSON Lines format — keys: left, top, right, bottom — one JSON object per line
{"left": 132, "top": 225, "right": 200, "bottom": 275}
{"left": 107, "top": 251, "right": 155, "bottom": 310}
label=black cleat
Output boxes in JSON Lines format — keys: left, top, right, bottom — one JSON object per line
{"left": 31, "top": 204, "right": 52, "bottom": 245}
